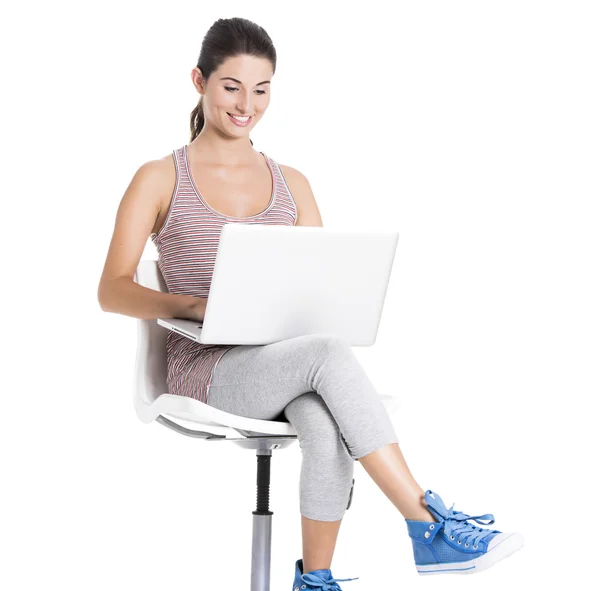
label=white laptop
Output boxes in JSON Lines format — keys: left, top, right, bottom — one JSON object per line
{"left": 157, "top": 224, "right": 398, "bottom": 346}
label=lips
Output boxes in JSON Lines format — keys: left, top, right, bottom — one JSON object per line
{"left": 227, "top": 113, "right": 252, "bottom": 127}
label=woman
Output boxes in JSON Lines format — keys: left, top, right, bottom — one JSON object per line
{"left": 97, "top": 17, "right": 524, "bottom": 589}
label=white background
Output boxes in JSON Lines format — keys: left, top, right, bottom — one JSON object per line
{"left": 1, "top": 1, "right": 598, "bottom": 589}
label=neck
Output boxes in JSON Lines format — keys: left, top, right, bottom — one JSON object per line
{"left": 190, "top": 127, "right": 255, "bottom": 166}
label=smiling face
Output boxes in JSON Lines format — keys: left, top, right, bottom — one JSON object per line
{"left": 192, "top": 54, "right": 273, "bottom": 138}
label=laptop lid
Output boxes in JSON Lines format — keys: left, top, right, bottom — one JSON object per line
{"left": 158, "top": 223, "right": 398, "bottom": 346}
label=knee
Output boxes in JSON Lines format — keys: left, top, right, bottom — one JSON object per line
{"left": 284, "top": 392, "right": 352, "bottom": 459}
{"left": 284, "top": 392, "right": 335, "bottom": 442}
{"left": 308, "top": 333, "right": 354, "bottom": 362}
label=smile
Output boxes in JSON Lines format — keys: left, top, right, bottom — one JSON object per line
{"left": 227, "top": 113, "right": 252, "bottom": 126}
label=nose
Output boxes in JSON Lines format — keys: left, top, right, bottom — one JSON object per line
{"left": 237, "top": 90, "right": 253, "bottom": 114}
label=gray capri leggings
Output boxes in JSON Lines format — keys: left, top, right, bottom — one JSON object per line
{"left": 207, "top": 333, "right": 399, "bottom": 522}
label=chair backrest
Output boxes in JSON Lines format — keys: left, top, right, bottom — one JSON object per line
{"left": 133, "top": 260, "right": 169, "bottom": 406}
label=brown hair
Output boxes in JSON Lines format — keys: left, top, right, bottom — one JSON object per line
{"left": 190, "top": 17, "right": 277, "bottom": 145}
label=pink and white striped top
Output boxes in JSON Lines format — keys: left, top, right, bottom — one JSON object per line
{"left": 150, "top": 144, "right": 298, "bottom": 404}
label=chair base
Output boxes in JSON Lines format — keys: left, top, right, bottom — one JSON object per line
{"left": 155, "top": 414, "right": 355, "bottom": 590}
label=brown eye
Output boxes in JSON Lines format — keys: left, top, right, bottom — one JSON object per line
{"left": 225, "top": 86, "right": 266, "bottom": 95}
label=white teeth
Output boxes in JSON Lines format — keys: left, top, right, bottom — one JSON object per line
{"left": 230, "top": 114, "right": 250, "bottom": 121}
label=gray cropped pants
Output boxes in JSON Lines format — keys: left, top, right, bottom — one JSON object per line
{"left": 207, "top": 333, "right": 399, "bottom": 522}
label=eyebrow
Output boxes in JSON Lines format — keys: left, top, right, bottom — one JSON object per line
{"left": 220, "top": 77, "right": 271, "bottom": 86}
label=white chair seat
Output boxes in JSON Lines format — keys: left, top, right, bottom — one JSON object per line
{"left": 134, "top": 390, "right": 401, "bottom": 438}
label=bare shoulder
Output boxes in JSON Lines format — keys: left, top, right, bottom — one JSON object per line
{"left": 278, "top": 164, "right": 323, "bottom": 226}
{"left": 133, "top": 153, "right": 176, "bottom": 192}
{"left": 278, "top": 163, "right": 310, "bottom": 193}
{"left": 155, "top": 151, "right": 177, "bottom": 183}
{"left": 141, "top": 152, "right": 177, "bottom": 215}
{"left": 116, "top": 153, "right": 177, "bottom": 239}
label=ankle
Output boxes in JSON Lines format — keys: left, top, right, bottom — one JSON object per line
{"left": 301, "top": 558, "right": 331, "bottom": 575}
{"left": 302, "top": 562, "right": 332, "bottom": 575}
{"left": 405, "top": 507, "right": 437, "bottom": 522}
{"left": 404, "top": 491, "right": 437, "bottom": 522}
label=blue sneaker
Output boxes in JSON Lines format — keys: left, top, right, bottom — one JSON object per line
{"left": 293, "top": 558, "right": 359, "bottom": 590}
{"left": 405, "top": 490, "right": 524, "bottom": 575}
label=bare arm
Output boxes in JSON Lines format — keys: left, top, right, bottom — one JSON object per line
{"left": 97, "top": 159, "right": 205, "bottom": 321}
{"left": 99, "top": 276, "right": 203, "bottom": 321}
{"left": 279, "top": 164, "right": 324, "bottom": 227}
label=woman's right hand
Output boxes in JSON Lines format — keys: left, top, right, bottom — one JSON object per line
{"left": 186, "top": 297, "right": 207, "bottom": 322}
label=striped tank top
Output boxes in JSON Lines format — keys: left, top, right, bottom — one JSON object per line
{"left": 150, "top": 144, "right": 298, "bottom": 404}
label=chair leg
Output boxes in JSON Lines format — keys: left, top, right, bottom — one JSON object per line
{"left": 251, "top": 450, "right": 273, "bottom": 591}
{"left": 248, "top": 451, "right": 354, "bottom": 589}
